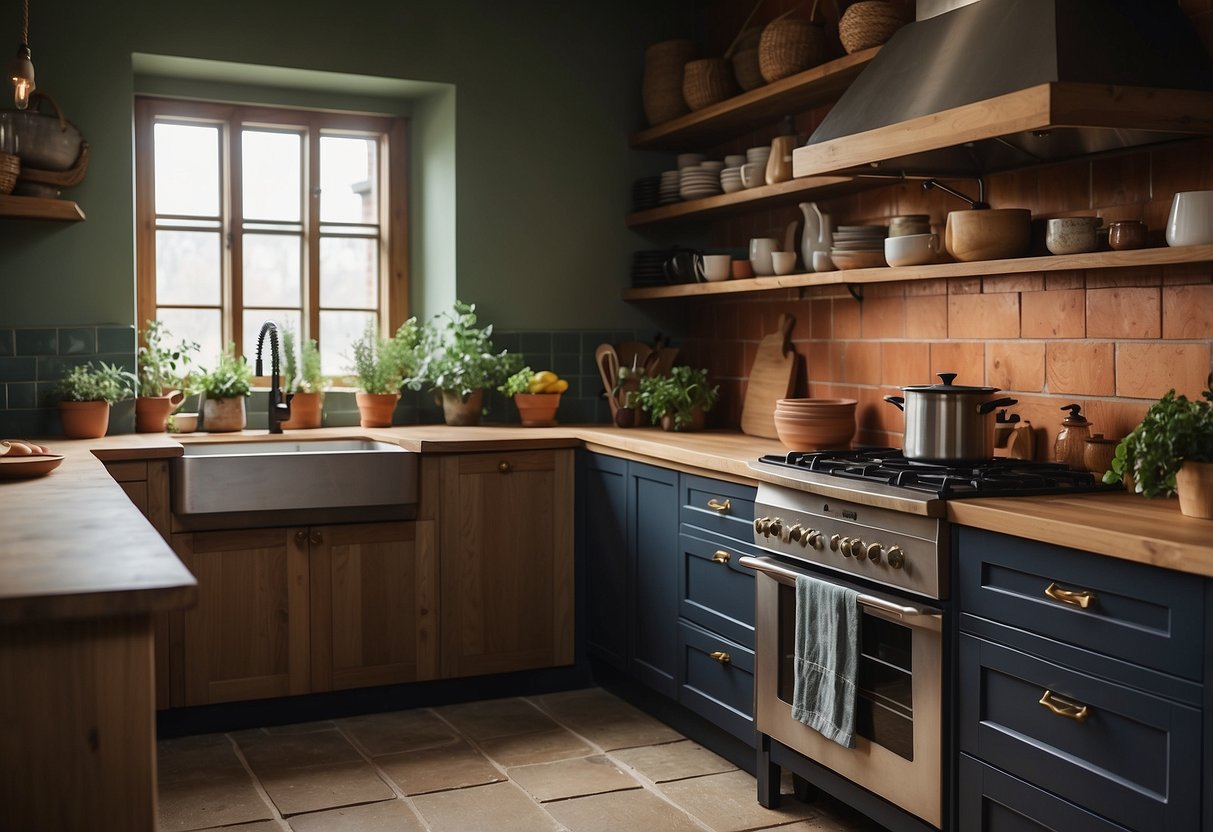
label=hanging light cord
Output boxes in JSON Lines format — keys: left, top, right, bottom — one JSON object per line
{"left": 19, "top": 0, "right": 29, "bottom": 47}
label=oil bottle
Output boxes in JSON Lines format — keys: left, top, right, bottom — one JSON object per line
{"left": 1055, "top": 404, "right": 1092, "bottom": 470}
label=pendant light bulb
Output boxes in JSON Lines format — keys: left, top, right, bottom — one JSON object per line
{"left": 11, "top": 44, "right": 34, "bottom": 110}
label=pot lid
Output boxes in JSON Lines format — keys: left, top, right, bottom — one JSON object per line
{"left": 900, "top": 372, "right": 1001, "bottom": 394}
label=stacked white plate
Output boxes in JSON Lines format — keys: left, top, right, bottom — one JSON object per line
{"left": 720, "top": 166, "right": 743, "bottom": 194}
{"left": 679, "top": 163, "right": 723, "bottom": 200}
{"left": 724, "top": 154, "right": 746, "bottom": 168}
{"left": 676, "top": 152, "right": 707, "bottom": 169}
{"left": 745, "top": 145, "right": 771, "bottom": 165}
{"left": 830, "top": 225, "right": 888, "bottom": 270}
{"left": 659, "top": 170, "right": 682, "bottom": 205}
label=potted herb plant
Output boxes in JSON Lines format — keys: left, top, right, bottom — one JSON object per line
{"left": 636, "top": 365, "right": 719, "bottom": 432}
{"left": 135, "top": 319, "right": 197, "bottom": 433}
{"left": 405, "top": 301, "right": 521, "bottom": 426}
{"left": 279, "top": 328, "right": 325, "bottom": 429}
{"left": 58, "top": 361, "right": 135, "bottom": 439}
{"left": 1104, "top": 384, "right": 1213, "bottom": 519}
{"left": 198, "top": 344, "right": 253, "bottom": 432}
{"left": 350, "top": 319, "right": 419, "bottom": 427}
{"left": 499, "top": 367, "right": 568, "bottom": 427}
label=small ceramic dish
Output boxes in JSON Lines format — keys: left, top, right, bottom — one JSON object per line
{"left": 0, "top": 455, "right": 64, "bottom": 478}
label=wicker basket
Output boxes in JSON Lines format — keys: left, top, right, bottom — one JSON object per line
{"left": 0, "top": 152, "right": 18, "bottom": 195}
{"left": 682, "top": 58, "right": 739, "bottom": 111}
{"left": 732, "top": 47, "right": 765, "bottom": 91}
{"left": 838, "top": 1, "right": 909, "bottom": 54}
{"left": 642, "top": 39, "right": 695, "bottom": 125}
{"left": 759, "top": 18, "right": 827, "bottom": 83}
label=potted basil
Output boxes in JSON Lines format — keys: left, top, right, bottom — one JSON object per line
{"left": 197, "top": 344, "right": 253, "bottom": 432}
{"left": 135, "top": 319, "right": 197, "bottom": 433}
{"left": 350, "top": 319, "right": 420, "bottom": 427}
{"left": 57, "top": 361, "right": 135, "bottom": 439}
{"left": 636, "top": 365, "right": 719, "bottom": 432}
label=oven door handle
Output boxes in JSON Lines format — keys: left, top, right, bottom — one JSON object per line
{"left": 739, "top": 555, "right": 943, "bottom": 621}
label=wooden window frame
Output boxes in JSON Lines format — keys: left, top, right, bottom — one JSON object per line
{"left": 134, "top": 96, "right": 410, "bottom": 374}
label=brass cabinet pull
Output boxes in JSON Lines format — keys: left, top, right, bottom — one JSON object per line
{"left": 1038, "top": 689, "right": 1090, "bottom": 722}
{"left": 706, "top": 498, "right": 731, "bottom": 513}
{"left": 711, "top": 550, "right": 731, "bottom": 564}
{"left": 498, "top": 461, "right": 512, "bottom": 474}
{"left": 1044, "top": 581, "right": 1094, "bottom": 609}
{"left": 309, "top": 531, "right": 322, "bottom": 545}
{"left": 709, "top": 650, "right": 732, "bottom": 664}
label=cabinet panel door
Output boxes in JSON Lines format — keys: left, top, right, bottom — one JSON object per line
{"left": 310, "top": 521, "right": 438, "bottom": 692}
{"left": 440, "top": 450, "right": 574, "bottom": 678}
{"left": 628, "top": 461, "right": 680, "bottom": 698}
{"left": 174, "top": 527, "right": 310, "bottom": 705}
{"left": 581, "top": 452, "right": 629, "bottom": 670}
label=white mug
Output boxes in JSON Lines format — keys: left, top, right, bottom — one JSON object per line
{"left": 770, "top": 251, "right": 797, "bottom": 275}
{"left": 696, "top": 253, "right": 732, "bottom": 282}
{"left": 749, "top": 238, "right": 779, "bottom": 276}
{"left": 1167, "top": 190, "right": 1213, "bottom": 247}
{"left": 740, "top": 163, "right": 764, "bottom": 189}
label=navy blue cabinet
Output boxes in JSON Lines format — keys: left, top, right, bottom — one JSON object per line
{"left": 627, "top": 461, "right": 681, "bottom": 697}
{"left": 956, "top": 526, "right": 1208, "bottom": 832}
{"left": 580, "top": 452, "right": 629, "bottom": 672}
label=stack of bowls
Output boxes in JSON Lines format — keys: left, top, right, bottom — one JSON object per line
{"left": 720, "top": 167, "right": 743, "bottom": 193}
{"left": 888, "top": 214, "right": 931, "bottom": 237}
{"left": 724, "top": 154, "right": 746, "bottom": 169}
{"left": 658, "top": 170, "right": 681, "bottom": 205}
{"left": 680, "top": 161, "right": 723, "bottom": 200}
{"left": 773, "top": 398, "right": 858, "bottom": 450}
{"left": 676, "top": 153, "right": 707, "bottom": 169}
{"left": 745, "top": 144, "right": 772, "bottom": 169}
{"left": 830, "top": 225, "right": 888, "bottom": 270}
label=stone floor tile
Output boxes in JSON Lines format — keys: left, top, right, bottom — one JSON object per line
{"left": 374, "top": 739, "right": 504, "bottom": 795}
{"left": 435, "top": 696, "right": 559, "bottom": 741}
{"left": 287, "top": 798, "right": 425, "bottom": 831}
{"left": 611, "top": 739, "right": 737, "bottom": 783}
{"left": 534, "top": 688, "right": 682, "bottom": 750}
{"left": 257, "top": 760, "right": 395, "bottom": 816}
{"left": 544, "top": 787, "right": 709, "bottom": 832}
{"left": 337, "top": 709, "right": 460, "bottom": 757}
{"left": 196, "top": 823, "right": 287, "bottom": 831}
{"left": 411, "top": 781, "right": 562, "bottom": 832}
{"left": 750, "top": 793, "right": 887, "bottom": 831}
{"left": 158, "top": 733, "right": 248, "bottom": 783}
{"left": 508, "top": 754, "right": 641, "bottom": 802}
{"left": 659, "top": 769, "right": 818, "bottom": 832}
{"left": 233, "top": 728, "right": 364, "bottom": 774}
{"left": 478, "top": 727, "right": 594, "bottom": 767}
{"left": 262, "top": 721, "right": 337, "bottom": 735}
{"left": 158, "top": 734, "right": 273, "bottom": 832}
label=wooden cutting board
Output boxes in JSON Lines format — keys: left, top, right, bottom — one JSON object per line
{"left": 741, "top": 313, "right": 798, "bottom": 439}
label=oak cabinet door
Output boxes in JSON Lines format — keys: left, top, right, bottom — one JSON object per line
{"left": 439, "top": 449, "right": 575, "bottom": 678}
{"left": 173, "top": 527, "right": 310, "bottom": 706}
{"left": 309, "top": 520, "right": 438, "bottom": 691}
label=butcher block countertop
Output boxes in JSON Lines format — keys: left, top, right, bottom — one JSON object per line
{"left": 4, "top": 425, "right": 1210, "bottom": 624}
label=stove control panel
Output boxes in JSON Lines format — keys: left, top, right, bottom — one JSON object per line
{"left": 751, "top": 483, "right": 946, "bottom": 599}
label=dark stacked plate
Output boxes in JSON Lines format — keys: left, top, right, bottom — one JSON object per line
{"left": 631, "top": 249, "right": 676, "bottom": 287}
{"left": 632, "top": 176, "right": 660, "bottom": 212}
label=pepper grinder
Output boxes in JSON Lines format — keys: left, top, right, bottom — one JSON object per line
{"left": 1055, "top": 404, "right": 1092, "bottom": 470}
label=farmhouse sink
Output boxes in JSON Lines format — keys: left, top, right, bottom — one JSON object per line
{"left": 172, "top": 439, "right": 417, "bottom": 515}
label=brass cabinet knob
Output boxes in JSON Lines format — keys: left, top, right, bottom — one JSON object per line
{"left": 294, "top": 530, "right": 308, "bottom": 544}
{"left": 709, "top": 650, "right": 732, "bottom": 664}
{"left": 706, "top": 498, "right": 731, "bottom": 513}
{"left": 866, "top": 542, "right": 883, "bottom": 563}
{"left": 711, "top": 550, "right": 731, "bottom": 564}
{"left": 498, "top": 461, "right": 512, "bottom": 474}
{"left": 309, "top": 531, "right": 322, "bottom": 545}
{"left": 887, "top": 545, "right": 906, "bottom": 569}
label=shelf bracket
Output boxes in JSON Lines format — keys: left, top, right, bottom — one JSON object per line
{"left": 847, "top": 284, "right": 864, "bottom": 303}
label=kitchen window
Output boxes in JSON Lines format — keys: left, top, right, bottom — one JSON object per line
{"left": 134, "top": 97, "right": 409, "bottom": 377}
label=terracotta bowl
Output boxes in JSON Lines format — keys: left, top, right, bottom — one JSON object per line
{"left": 773, "top": 408, "right": 856, "bottom": 450}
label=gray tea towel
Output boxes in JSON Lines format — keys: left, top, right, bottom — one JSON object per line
{"left": 791, "top": 573, "right": 860, "bottom": 748}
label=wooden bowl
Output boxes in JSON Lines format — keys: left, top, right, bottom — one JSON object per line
{"left": 829, "top": 250, "right": 886, "bottom": 270}
{"left": 945, "top": 208, "right": 1031, "bottom": 262}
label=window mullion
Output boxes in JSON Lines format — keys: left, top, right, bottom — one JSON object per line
{"left": 306, "top": 121, "right": 322, "bottom": 343}
{"left": 228, "top": 117, "right": 244, "bottom": 359}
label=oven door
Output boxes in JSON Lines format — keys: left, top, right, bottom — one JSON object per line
{"left": 741, "top": 555, "right": 943, "bottom": 829}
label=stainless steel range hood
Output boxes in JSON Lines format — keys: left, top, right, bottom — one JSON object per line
{"left": 793, "top": 0, "right": 1213, "bottom": 178}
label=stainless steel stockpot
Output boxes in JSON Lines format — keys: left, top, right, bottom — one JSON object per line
{"left": 884, "top": 373, "right": 1017, "bottom": 463}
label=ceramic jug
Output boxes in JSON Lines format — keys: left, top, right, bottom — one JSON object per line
{"left": 799, "top": 202, "right": 832, "bottom": 273}
{"left": 765, "top": 135, "right": 796, "bottom": 185}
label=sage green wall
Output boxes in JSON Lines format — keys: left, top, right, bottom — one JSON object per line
{"left": 0, "top": 0, "right": 688, "bottom": 331}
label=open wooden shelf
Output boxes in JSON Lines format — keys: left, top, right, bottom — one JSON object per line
{"left": 622, "top": 244, "right": 1213, "bottom": 300}
{"left": 0, "top": 194, "right": 85, "bottom": 221}
{"left": 627, "top": 174, "right": 878, "bottom": 228}
{"left": 630, "top": 47, "right": 881, "bottom": 151}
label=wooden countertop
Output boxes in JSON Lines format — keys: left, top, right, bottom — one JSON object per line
{"left": 5, "top": 424, "right": 1210, "bottom": 624}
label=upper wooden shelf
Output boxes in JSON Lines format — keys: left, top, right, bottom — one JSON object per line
{"left": 629, "top": 47, "right": 881, "bottom": 152}
{"left": 622, "top": 244, "right": 1213, "bottom": 300}
{"left": 0, "top": 195, "right": 86, "bottom": 221}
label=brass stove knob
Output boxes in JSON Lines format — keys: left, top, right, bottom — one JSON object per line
{"left": 866, "top": 542, "right": 883, "bottom": 563}
{"left": 839, "top": 536, "right": 853, "bottom": 557}
{"left": 887, "top": 545, "right": 906, "bottom": 570}
{"left": 769, "top": 519, "right": 783, "bottom": 537}
{"left": 787, "top": 524, "right": 803, "bottom": 543}
{"left": 830, "top": 534, "right": 842, "bottom": 553}
{"left": 847, "top": 538, "right": 866, "bottom": 559}
{"left": 806, "top": 530, "right": 823, "bottom": 549}
{"left": 753, "top": 518, "right": 764, "bottom": 534}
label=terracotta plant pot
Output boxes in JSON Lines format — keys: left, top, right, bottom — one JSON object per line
{"left": 513, "top": 392, "right": 561, "bottom": 427}
{"left": 441, "top": 389, "right": 484, "bottom": 426}
{"left": 281, "top": 391, "right": 323, "bottom": 430}
{"left": 134, "top": 391, "right": 185, "bottom": 433}
{"left": 1176, "top": 460, "right": 1213, "bottom": 519}
{"left": 355, "top": 392, "right": 399, "bottom": 428}
{"left": 59, "top": 400, "right": 110, "bottom": 439}
{"left": 659, "top": 406, "right": 706, "bottom": 432}
{"left": 203, "top": 397, "right": 247, "bottom": 432}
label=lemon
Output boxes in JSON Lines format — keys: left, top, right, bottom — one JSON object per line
{"left": 547, "top": 379, "right": 568, "bottom": 393}
{"left": 527, "top": 379, "right": 549, "bottom": 393}
{"left": 534, "top": 370, "right": 558, "bottom": 385}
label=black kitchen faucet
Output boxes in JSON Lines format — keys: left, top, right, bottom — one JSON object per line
{"left": 254, "top": 320, "right": 293, "bottom": 434}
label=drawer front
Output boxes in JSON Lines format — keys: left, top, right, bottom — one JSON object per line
{"left": 959, "top": 754, "right": 1133, "bottom": 832}
{"left": 957, "top": 526, "right": 1204, "bottom": 680}
{"left": 680, "top": 474, "right": 756, "bottom": 543}
{"left": 677, "top": 620, "right": 755, "bottom": 745}
{"left": 678, "top": 531, "right": 756, "bottom": 648}
{"left": 959, "top": 634, "right": 1200, "bottom": 832}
